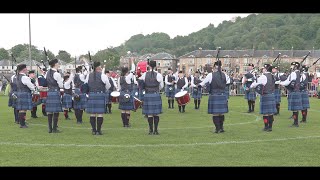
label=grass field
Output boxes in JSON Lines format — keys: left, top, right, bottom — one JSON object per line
{"left": 0, "top": 94, "right": 320, "bottom": 166}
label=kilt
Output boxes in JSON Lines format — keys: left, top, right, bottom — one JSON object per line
{"left": 225, "top": 86, "right": 230, "bottom": 99}
{"left": 46, "top": 90, "right": 63, "bottom": 113}
{"left": 192, "top": 87, "right": 202, "bottom": 99}
{"left": 15, "top": 92, "right": 33, "bottom": 111}
{"left": 86, "top": 92, "right": 106, "bottom": 114}
{"left": 118, "top": 91, "right": 134, "bottom": 110}
{"left": 208, "top": 93, "right": 228, "bottom": 114}
{"left": 165, "top": 85, "right": 175, "bottom": 98}
{"left": 138, "top": 89, "right": 144, "bottom": 101}
{"left": 104, "top": 90, "right": 110, "bottom": 104}
{"left": 288, "top": 91, "right": 303, "bottom": 111}
{"left": 73, "top": 88, "right": 86, "bottom": 109}
{"left": 245, "top": 88, "right": 256, "bottom": 101}
{"left": 300, "top": 90, "right": 310, "bottom": 109}
{"left": 259, "top": 93, "right": 277, "bottom": 114}
{"left": 62, "top": 93, "right": 73, "bottom": 109}
{"left": 142, "top": 93, "right": 162, "bottom": 115}
{"left": 8, "top": 92, "right": 16, "bottom": 108}
{"left": 274, "top": 88, "right": 281, "bottom": 103}
{"left": 132, "top": 85, "right": 139, "bottom": 98}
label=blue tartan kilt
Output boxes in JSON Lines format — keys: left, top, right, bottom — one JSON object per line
{"left": 288, "top": 91, "right": 303, "bottom": 111}
{"left": 245, "top": 89, "right": 256, "bottom": 100}
{"left": 274, "top": 88, "right": 281, "bottom": 103}
{"left": 192, "top": 87, "right": 202, "bottom": 99}
{"left": 165, "top": 85, "right": 175, "bottom": 98}
{"left": 86, "top": 92, "right": 106, "bottom": 114}
{"left": 138, "top": 89, "right": 144, "bottom": 101}
{"left": 62, "top": 93, "right": 73, "bottom": 109}
{"left": 300, "top": 90, "right": 310, "bottom": 109}
{"left": 142, "top": 93, "right": 162, "bottom": 115}
{"left": 73, "top": 88, "right": 87, "bottom": 109}
{"left": 225, "top": 86, "right": 230, "bottom": 99}
{"left": 132, "top": 85, "right": 139, "bottom": 98}
{"left": 46, "top": 91, "right": 63, "bottom": 113}
{"left": 104, "top": 90, "right": 110, "bottom": 104}
{"left": 260, "top": 93, "right": 277, "bottom": 114}
{"left": 208, "top": 93, "right": 228, "bottom": 114}
{"left": 8, "top": 92, "right": 16, "bottom": 108}
{"left": 118, "top": 91, "right": 134, "bottom": 110}
{"left": 15, "top": 92, "right": 33, "bottom": 111}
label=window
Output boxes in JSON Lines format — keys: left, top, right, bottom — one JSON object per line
{"left": 158, "top": 62, "right": 161, "bottom": 66}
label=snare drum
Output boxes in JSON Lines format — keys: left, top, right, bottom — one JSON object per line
{"left": 39, "top": 87, "right": 48, "bottom": 99}
{"left": 133, "top": 97, "right": 142, "bottom": 111}
{"left": 175, "top": 91, "right": 190, "bottom": 106}
{"left": 110, "top": 91, "right": 120, "bottom": 103}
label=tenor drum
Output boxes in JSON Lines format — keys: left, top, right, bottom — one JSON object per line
{"left": 110, "top": 91, "right": 120, "bottom": 103}
{"left": 39, "top": 87, "right": 48, "bottom": 99}
{"left": 133, "top": 97, "right": 142, "bottom": 111}
{"left": 175, "top": 91, "right": 190, "bottom": 106}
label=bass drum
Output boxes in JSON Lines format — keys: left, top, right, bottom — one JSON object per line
{"left": 175, "top": 91, "right": 190, "bottom": 106}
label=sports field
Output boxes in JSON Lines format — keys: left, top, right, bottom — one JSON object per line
{"left": 0, "top": 94, "right": 319, "bottom": 166}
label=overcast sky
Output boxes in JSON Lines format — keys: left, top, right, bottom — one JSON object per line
{"left": 0, "top": 13, "right": 251, "bottom": 57}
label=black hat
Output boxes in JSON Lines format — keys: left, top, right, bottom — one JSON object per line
{"left": 93, "top": 61, "right": 101, "bottom": 69}
{"left": 149, "top": 60, "right": 156, "bottom": 68}
{"left": 291, "top": 62, "right": 300, "bottom": 68}
{"left": 28, "top": 70, "right": 35, "bottom": 74}
{"left": 247, "top": 63, "right": 254, "bottom": 67}
{"left": 214, "top": 61, "right": 222, "bottom": 66}
{"left": 49, "top": 59, "right": 59, "bottom": 67}
{"left": 179, "top": 70, "right": 183, "bottom": 73}
{"left": 121, "top": 67, "right": 129, "bottom": 74}
{"left": 264, "top": 64, "right": 272, "bottom": 72}
{"left": 17, "top": 64, "right": 27, "bottom": 72}
{"left": 168, "top": 67, "right": 172, "bottom": 70}
{"left": 105, "top": 70, "right": 110, "bottom": 73}
{"left": 63, "top": 75, "right": 70, "bottom": 81}
{"left": 42, "top": 67, "right": 47, "bottom": 72}
{"left": 272, "top": 66, "right": 278, "bottom": 69}
{"left": 301, "top": 65, "right": 309, "bottom": 72}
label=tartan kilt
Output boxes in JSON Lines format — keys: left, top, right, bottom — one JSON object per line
{"left": 245, "top": 89, "right": 256, "bottom": 100}
{"left": 259, "top": 94, "right": 277, "bottom": 114}
{"left": 208, "top": 93, "right": 228, "bottom": 114}
{"left": 104, "top": 90, "right": 110, "bottom": 104}
{"left": 165, "top": 85, "right": 175, "bottom": 98}
{"left": 46, "top": 91, "right": 63, "bottom": 113}
{"left": 274, "top": 88, "right": 281, "bottom": 103}
{"left": 15, "top": 92, "right": 33, "bottom": 111}
{"left": 288, "top": 91, "right": 303, "bottom": 111}
{"left": 62, "top": 93, "right": 73, "bottom": 109}
{"left": 8, "top": 92, "right": 16, "bottom": 108}
{"left": 73, "top": 88, "right": 87, "bottom": 109}
{"left": 300, "top": 90, "right": 310, "bottom": 109}
{"left": 142, "top": 93, "right": 162, "bottom": 115}
{"left": 132, "top": 85, "right": 139, "bottom": 98}
{"left": 192, "top": 87, "right": 202, "bottom": 99}
{"left": 118, "top": 91, "right": 134, "bottom": 110}
{"left": 138, "top": 89, "right": 144, "bottom": 101}
{"left": 86, "top": 92, "right": 106, "bottom": 114}
{"left": 225, "top": 86, "right": 230, "bottom": 99}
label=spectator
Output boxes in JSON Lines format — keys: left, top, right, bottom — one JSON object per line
{"left": 312, "top": 75, "right": 319, "bottom": 92}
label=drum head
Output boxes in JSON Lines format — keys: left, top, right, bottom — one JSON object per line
{"left": 111, "top": 91, "right": 120, "bottom": 97}
{"left": 175, "top": 91, "right": 187, "bottom": 98}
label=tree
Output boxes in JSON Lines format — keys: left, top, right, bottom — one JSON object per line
{"left": 56, "top": 50, "right": 71, "bottom": 63}
{"left": 0, "top": 48, "right": 9, "bottom": 60}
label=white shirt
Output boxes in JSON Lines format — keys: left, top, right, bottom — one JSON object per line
{"left": 106, "top": 76, "right": 117, "bottom": 91}
{"left": 300, "top": 73, "right": 307, "bottom": 82}
{"left": 79, "top": 73, "right": 87, "bottom": 83}
{"left": 11, "top": 74, "right": 16, "bottom": 82}
{"left": 225, "top": 73, "right": 230, "bottom": 84}
{"left": 45, "top": 68, "right": 64, "bottom": 89}
{"left": 175, "top": 76, "right": 188, "bottom": 90}
{"left": 139, "top": 70, "right": 164, "bottom": 90}
{"left": 199, "top": 72, "right": 227, "bottom": 87}
{"left": 280, "top": 70, "right": 299, "bottom": 86}
{"left": 64, "top": 74, "right": 74, "bottom": 90}
{"left": 19, "top": 73, "right": 35, "bottom": 91}
{"left": 117, "top": 72, "right": 134, "bottom": 91}
{"left": 165, "top": 74, "right": 175, "bottom": 85}
{"left": 250, "top": 72, "right": 268, "bottom": 88}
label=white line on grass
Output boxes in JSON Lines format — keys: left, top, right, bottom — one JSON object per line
{"left": 1, "top": 135, "right": 320, "bottom": 148}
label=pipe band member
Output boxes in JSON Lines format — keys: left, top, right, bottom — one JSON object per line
{"left": 175, "top": 71, "right": 188, "bottom": 113}
{"left": 242, "top": 63, "right": 257, "bottom": 113}
{"left": 73, "top": 66, "right": 87, "bottom": 124}
{"left": 299, "top": 65, "right": 310, "bottom": 123}
{"left": 165, "top": 67, "right": 176, "bottom": 109}
{"left": 62, "top": 73, "right": 74, "bottom": 120}
{"left": 191, "top": 70, "right": 202, "bottom": 110}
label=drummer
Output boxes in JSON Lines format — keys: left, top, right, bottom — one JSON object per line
{"left": 118, "top": 67, "right": 135, "bottom": 127}
{"left": 28, "top": 70, "right": 40, "bottom": 118}
{"left": 175, "top": 70, "right": 188, "bottom": 113}
{"left": 105, "top": 70, "right": 117, "bottom": 114}
{"left": 15, "top": 64, "right": 35, "bottom": 128}
{"left": 165, "top": 68, "right": 176, "bottom": 109}
{"left": 191, "top": 70, "right": 202, "bottom": 110}
{"left": 139, "top": 60, "right": 164, "bottom": 135}
{"left": 38, "top": 67, "right": 48, "bottom": 116}
{"left": 198, "top": 61, "right": 229, "bottom": 133}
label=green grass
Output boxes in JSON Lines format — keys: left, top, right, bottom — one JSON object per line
{"left": 0, "top": 94, "right": 320, "bottom": 166}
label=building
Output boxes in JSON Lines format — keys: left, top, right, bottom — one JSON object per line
{"left": 149, "top": 52, "right": 178, "bottom": 74}
{"left": 178, "top": 49, "right": 320, "bottom": 75}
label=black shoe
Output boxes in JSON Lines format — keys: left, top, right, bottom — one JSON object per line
{"left": 92, "top": 130, "right": 97, "bottom": 135}
{"left": 148, "top": 131, "right": 153, "bottom": 135}
{"left": 96, "top": 131, "right": 103, "bottom": 135}
{"left": 290, "top": 124, "right": 299, "bottom": 127}
{"left": 219, "top": 129, "right": 225, "bottom": 133}
{"left": 153, "top": 131, "right": 159, "bottom": 135}
{"left": 20, "top": 125, "right": 28, "bottom": 128}
{"left": 267, "top": 128, "right": 272, "bottom": 132}
{"left": 52, "top": 129, "right": 61, "bottom": 133}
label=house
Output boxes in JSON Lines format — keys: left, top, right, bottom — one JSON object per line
{"left": 149, "top": 52, "right": 178, "bottom": 74}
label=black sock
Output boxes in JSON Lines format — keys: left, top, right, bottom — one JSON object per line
{"left": 276, "top": 104, "right": 280, "bottom": 114}
{"left": 42, "top": 104, "right": 46, "bottom": 115}
{"left": 212, "top": 116, "right": 220, "bottom": 132}
{"left": 268, "top": 115, "right": 274, "bottom": 129}
{"left": 90, "top": 116, "right": 96, "bottom": 132}
{"left": 178, "top": 106, "right": 181, "bottom": 112}
{"left": 194, "top": 99, "right": 197, "bottom": 109}
{"left": 19, "top": 112, "right": 26, "bottom": 126}
{"left": 252, "top": 101, "right": 255, "bottom": 112}
{"left": 182, "top": 105, "right": 185, "bottom": 112}
{"left": 154, "top": 116, "right": 159, "bottom": 132}
{"left": 248, "top": 101, "right": 251, "bottom": 111}
{"left": 171, "top": 100, "right": 174, "bottom": 108}
{"left": 97, "top": 117, "right": 103, "bottom": 132}
{"left": 168, "top": 99, "right": 171, "bottom": 108}
{"left": 147, "top": 117, "right": 153, "bottom": 132}
{"left": 53, "top": 113, "right": 59, "bottom": 130}
{"left": 293, "top": 112, "right": 299, "bottom": 125}
{"left": 14, "top": 108, "right": 18, "bottom": 123}
{"left": 302, "top": 110, "right": 307, "bottom": 122}
{"left": 263, "top": 116, "right": 268, "bottom": 129}
{"left": 48, "top": 113, "right": 53, "bottom": 131}
{"left": 220, "top": 115, "right": 224, "bottom": 131}
{"left": 79, "top": 110, "right": 83, "bottom": 122}
{"left": 105, "top": 104, "right": 108, "bottom": 113}
{"left": 126, "top": 114, "right": 130, "bottom": 125}
{"left": 108, "top": 104, "right": 112, "bottom": 113}
{"left": 74, "top": 109, "right": 79, "bottom": 122}
{"left": 198, "top": 100, "right": 201, "bottom": 108}
{"left": 121, "top": 113, "right": 126, "bottom": 126}
{"left": 64, "top": 110, "right": 69, "bottom": 119}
